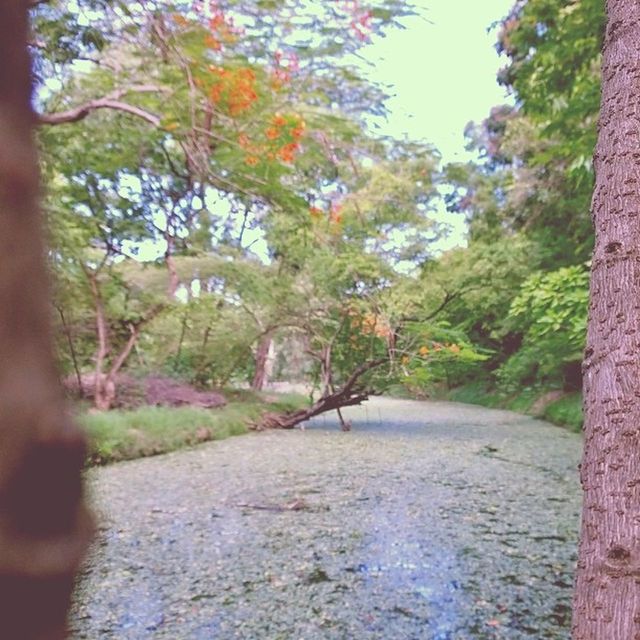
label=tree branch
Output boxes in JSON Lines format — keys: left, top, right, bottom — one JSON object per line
{"left": 38, "top": 86, "right": 167, "bottom": 127}
{"left": 39, "top": 98, "right": 160, "bottom": 126}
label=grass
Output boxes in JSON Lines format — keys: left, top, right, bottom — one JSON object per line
{"left": 543, "top": 392, "right": 583, "bottom": 432}
{"left": 447, "top": 383, "right": 583, "bottom": 433}
{"left": 80, "top": 391, "right": 308, "bottom": 465}
{"left": 447, "top": 381, "right": 501, "bottom": 408}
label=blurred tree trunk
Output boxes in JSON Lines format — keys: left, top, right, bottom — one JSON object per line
{"left": 252, "top": 331, "right": 273, "bottom": 391}
{"left": 0, "top": 2, "right": 93, "bottom": 638}
{"left": 573, "top": 1, "right": 640, "bottom": 637}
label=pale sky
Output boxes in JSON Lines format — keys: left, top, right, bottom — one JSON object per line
{"left": 354, "top": 0, "right": 516, "bottom": 253}
{"left": 363, "top": 0, "right": 516, "bottom": 163}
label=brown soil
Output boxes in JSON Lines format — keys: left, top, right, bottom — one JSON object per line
{"left": 65, "top": 374, "right": 226, "bottom": 410}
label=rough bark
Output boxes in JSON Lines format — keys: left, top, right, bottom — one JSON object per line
{"left": 0, "top": 3, "right": 92, "bottom": 637}
{"left": 573, "top": 2, "right": 640, "bottom": 637}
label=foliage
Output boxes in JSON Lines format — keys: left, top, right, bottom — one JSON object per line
{"left": 37, "top": 0, "right": 601, "bottom": 424}
{"left": 398, "top": 323, "right": 488, "bottom": 393}
{"left": 498, "top": 0, "right": 604, "bottom": 169}
{"left": 496, "top": 265, "right": 589, "bottom": 392}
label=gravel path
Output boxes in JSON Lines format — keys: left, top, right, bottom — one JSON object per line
{"left": 70, "top": 397, "right": 582, "bottom": 639}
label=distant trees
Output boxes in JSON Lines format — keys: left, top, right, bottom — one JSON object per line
{"left": 35, "top": 0, "right": 483, "bottom": 421}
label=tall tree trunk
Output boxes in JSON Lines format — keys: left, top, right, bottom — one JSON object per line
{"left": 573, "top": 2, "right": 640, "bottom": 637}
{"left": 88, "top": 274, "right": 111, "bottom": 411}
{"left": 0, "top": 3, "right": 92, "bottom": 638}
{"left": 252, "top": 330, "right": 273, "bottom": 391}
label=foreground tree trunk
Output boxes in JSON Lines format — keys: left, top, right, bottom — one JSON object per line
{"left": 573, "top": 1, "right": 640, "bottom": 636}
{"left": 0, "top": 3, "right": 92, "bottom": 637}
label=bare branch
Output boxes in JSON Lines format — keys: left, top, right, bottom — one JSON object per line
{"left": 39, "top": 98, "right": 160, "bottom": 126}
{"left": 38, "top": 86, "right": 168, "bottom": 127}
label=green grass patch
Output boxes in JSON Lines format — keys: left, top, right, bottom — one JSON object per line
{"left": 81, "top": 391, "right": 308, "bottom": 465}
{"left": 447, "top": 381, "right": 501, "bottom": 408}
{"left": 446, "top": 382, "right": 583, "bottom": 433}
{"left": 543, "top": 392, "right": 583, "bottom": 432}
{"left": 503, "top": 388, "right": 539, "bottom": 413}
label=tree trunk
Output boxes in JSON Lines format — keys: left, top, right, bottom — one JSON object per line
{"left": 56, "top": 306, "right": 84, "bottom": 397}
{"left": 252, "top": 331, "right": 273, "bottom": 391}
{"left": 165, "top": 235, "right": 180, "bottom": 299}
{"left": 573, "top": 2, "right": 640, "bottom": 637}
{"left": 88, "top": 274, "right": 110, "bottom": 410}
{"left": 0, "top": 3, "right": 92, "bottom": 638}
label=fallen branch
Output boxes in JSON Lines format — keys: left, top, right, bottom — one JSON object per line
{"left": 253, "top": 358, "right": 386, "bottom": 430}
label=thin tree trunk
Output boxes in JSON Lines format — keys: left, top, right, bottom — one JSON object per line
{"left": 321, "top": 344, "right": 333, "bottom": 396}
{"left": 165, "top": 236, "right": 180, "bottom": 299}
{"left": 251, "top": 330, "right": 273, "bottom": 391}
{"left": 573, "top": 2, "right": 640, "bottom": 637}
{"left": 0, "top": 3, "right": 92, "bottom": 637}
{"left": 88, "top": 274, "right": 110, "bottom": 411}
{"left": 107, "top": 324, "right": 140, "bottom": 380}
{"left": 97, "top": 324, "right": 140, "bottom": 411}
{"left": 176, "top": 309, "right": 189, "bottom": 360}
{"left": 57, "top": 306, "right": 84, "bottom": 397}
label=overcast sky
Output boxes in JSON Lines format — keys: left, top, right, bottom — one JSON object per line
{"left": 362, "top": 0, "right": 516, "bottom": 163}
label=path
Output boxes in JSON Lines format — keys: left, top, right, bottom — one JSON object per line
{"left": 70, "top": 397, "right": 582, "bottom": 639}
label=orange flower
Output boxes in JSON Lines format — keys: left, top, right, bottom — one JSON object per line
{"left": 245, "top": 155, "right": 259, "bottom": 166}
{"left": 265, "top": 127, "right": 280, "bottom": 140}
{"left": 278, "top": 142, "right": 299, "bottom": 163}
{"left": 209, "top": 14, "right": 225, "bottom": 30}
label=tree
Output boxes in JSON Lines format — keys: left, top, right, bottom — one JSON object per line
{"left": 0, "top": 2, "right": 91, "bottom": 638}
{"left": 572, "top": 2, "right": 640, "bottom": 637}
{"left": 495, "top": 0, "right": 605, "bottom": 264}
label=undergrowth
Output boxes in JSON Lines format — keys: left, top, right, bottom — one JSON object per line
{"left": 81, "top": 391, "right": 308, "bottom": 465}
